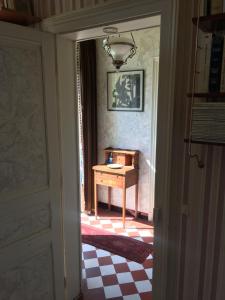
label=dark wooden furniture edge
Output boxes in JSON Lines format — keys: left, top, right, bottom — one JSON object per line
{"left": 184, "top": 138, "right": 225, "bottom": 146}
{"left": 187, "top": 92, "right": 225, "bottom": 98}
{"left": 0, "top": 8, "right": 41, "bottom": 25}
{"left": 192, "top": 13, "right": 225, "bottom": 32}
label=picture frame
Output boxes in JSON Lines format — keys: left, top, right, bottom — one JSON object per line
{"left": 107, "top": 70, "right": 144, "bottom": 112}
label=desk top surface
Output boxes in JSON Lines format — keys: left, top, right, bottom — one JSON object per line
{"left": 92, "top": 164, "right": 137, "bottom": 176}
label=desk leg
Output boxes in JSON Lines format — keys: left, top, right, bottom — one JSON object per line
{"left": 122, "top": 188, "right": 126, "bottom": 228}
{"left": 94, "top": 180, "right": 98, "bottom": 220}
{"left": 108, "top": 187, "right": 111, "bottom": 210}
{"left": 135, "top": 183, "right": 138, "bottom": 218}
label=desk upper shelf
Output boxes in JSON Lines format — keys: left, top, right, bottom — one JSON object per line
{"left": 92, "top": 165, "right": 136, "bottom": 176}
{"left": 104, "top": 147, "right": 139, "bottom": 168}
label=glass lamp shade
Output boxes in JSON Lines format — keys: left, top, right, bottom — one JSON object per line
{"left": 103, "top": 36, "right": 136, "bottom": 70}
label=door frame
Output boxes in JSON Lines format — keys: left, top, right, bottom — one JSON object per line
{"left": 56, "top": 36, "right": 82, "bottom": 300}
{"left": 43, "top": 0, "right": 178, "bottom": 299}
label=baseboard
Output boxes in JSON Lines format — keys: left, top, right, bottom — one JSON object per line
{"left": 97, "top": 201, "right": 149, "bottom": 221}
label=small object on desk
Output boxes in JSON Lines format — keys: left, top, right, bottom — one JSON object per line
{"left": 107, "top": 152, "right": 113, "bottom": 164}
{"left": 107, "top": 163, "right": 123, "bottom": 169}
{"left": 93, "top": 148, "right": 139, "bottom": 228}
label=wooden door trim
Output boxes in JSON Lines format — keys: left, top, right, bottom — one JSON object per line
{"left": 45, "top": 1, "right": 179, "bottom": 299}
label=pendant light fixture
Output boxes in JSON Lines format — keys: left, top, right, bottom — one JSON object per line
{"left": 102, "top": 27, "right": 137, "bottom": 70}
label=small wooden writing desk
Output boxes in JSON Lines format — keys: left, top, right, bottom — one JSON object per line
{"left": 92, "top": 148, "right": 139, "bottom": 228}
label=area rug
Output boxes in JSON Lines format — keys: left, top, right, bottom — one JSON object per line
{"left": 81, "top": 223, "right": 153, "bottom": 263}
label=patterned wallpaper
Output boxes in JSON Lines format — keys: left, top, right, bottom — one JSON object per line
{"left": 96, "top": 27, "right": 160, "bottom": 216}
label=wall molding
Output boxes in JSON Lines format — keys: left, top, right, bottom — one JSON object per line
{"left": 97, "top": 201, "right": 150, "bottom": 220}
{"left": 42, "top": 0, "right": 162, "bottom": 34}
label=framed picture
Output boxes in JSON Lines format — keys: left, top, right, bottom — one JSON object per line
{"left": 107, "top": 70, "right": 144, "bottom": 112}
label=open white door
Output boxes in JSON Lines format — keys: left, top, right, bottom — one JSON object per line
{"left": 0, "top": 22, "right": 65, "bottom": 299}
{"left": 56, "top": 36, "right": 82, "bottom": 300}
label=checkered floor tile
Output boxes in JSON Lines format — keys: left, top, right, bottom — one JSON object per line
{"left": 81, "top": 209, "right": 154, "bottom": 299}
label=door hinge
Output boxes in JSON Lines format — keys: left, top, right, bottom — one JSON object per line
{"left": 181, "top": 204, "right": 189, "bottom": 217}
{"left": 64, "top": 276, "right": 67, "bottom": 288}
{"left": 60, "top": 173, "right": 63, "bottom": 189}
{"left": 153, "top": 207, "right": 161, "bottom": 226}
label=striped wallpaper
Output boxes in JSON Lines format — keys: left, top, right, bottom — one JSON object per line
{"left": 31, "top": 0, "right": 112, "bottom": 18}
{"left": 31, "top": 1, "right": 225, "bottom": 300}
{"left": 173, "top": 1, "right": 225, "bottom": 300}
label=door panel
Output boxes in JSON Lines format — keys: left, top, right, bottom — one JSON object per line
{"left": 0, "top": 233, "right": 54, "bottom": 300}
{"left": 0, "top": 22, "right": 64, "bottom": 300}
{"left": 0, "top": 39, "right": 48, "bottom": 196}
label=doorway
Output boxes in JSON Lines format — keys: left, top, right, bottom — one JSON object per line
{"left": 54, "top": 1, "right": 177, "bottom": 298}
{"left": 76, "top": 17, "right": 160, "bottom": 299}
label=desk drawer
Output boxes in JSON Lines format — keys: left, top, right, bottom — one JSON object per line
{"left": 95, "top": 172, "right": 124, "bottom": 188}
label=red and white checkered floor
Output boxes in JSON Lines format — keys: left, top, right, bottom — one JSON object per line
{"left": 81, "top": 209, "right": 154, "bottom": 300}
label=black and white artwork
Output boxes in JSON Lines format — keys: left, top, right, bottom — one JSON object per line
{"left": 107, "top": 70, "right": 144, "bottom": 111}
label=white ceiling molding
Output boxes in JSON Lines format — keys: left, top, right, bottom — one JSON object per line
{"left": 63, "top": 15, "right": 160, "bottom": 41}
{"left": 41, "top": 0, "right": 162, "bottom": 34}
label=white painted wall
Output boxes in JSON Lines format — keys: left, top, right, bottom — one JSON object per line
{"left": 96, "top": 27, "right": 160, "bottom": 216}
